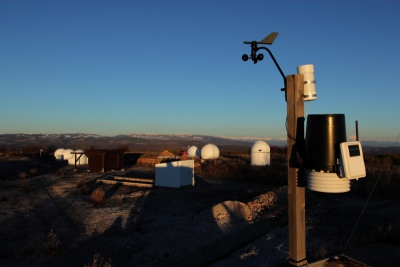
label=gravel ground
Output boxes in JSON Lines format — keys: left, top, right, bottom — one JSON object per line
{"left": 1, "top": 157, "right": 400, "bottom": 266}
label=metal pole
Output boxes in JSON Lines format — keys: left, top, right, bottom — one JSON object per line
{"left": 355, "top": 120, "right": 359, "bottom": 141}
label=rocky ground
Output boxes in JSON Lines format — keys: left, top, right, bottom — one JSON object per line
{"left": 1, "top": 156, "right": 400, "bottom": 266}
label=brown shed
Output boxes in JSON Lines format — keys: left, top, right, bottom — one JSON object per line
{"left": 86, "top": 149, "right": 125, "bottom": 172}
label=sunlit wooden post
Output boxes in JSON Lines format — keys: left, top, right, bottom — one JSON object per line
{"left": 286, "top": 74, "right": 307, "bottom": 266}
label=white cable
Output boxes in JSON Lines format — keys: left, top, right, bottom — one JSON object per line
{"left": 304, "top": 101, "right": 310, "bottom": 118}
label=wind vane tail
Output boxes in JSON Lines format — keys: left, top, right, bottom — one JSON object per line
{"left": 259, "top": 32, "right": 278, "bottom": 45}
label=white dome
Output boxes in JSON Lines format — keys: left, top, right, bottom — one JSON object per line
{"left": 201, "top": 144, "right": 220, "bottom": 159}
{"left": 251, "top": 141, "right": 270, "bottom": 153}
{"left": 68, "top": 157, "right": 75, "bottom": 165}
{"left": 54, "top": 148, "right": 65, "bottom": 160}
{"left": 251, "top": 141, "right": 270, "bottom": 166}
{"left": 187, "top": 146, "right": 200, "bottom": 158}
{"left": 62, "top": 149, "right": 74, "bottom": 160}
{"left": 68, "top": 149, "right": 88, "bottom": 165}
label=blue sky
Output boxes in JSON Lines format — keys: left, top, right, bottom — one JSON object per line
{"left": 1, "top": 0, "right": 399, "bottom": 142}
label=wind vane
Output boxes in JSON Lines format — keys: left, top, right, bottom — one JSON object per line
{"left": 243, "top": 32, "right": 278, "bottom": 45}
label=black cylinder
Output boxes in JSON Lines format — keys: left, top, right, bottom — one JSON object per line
{"left": 305, "top": 114, "right": 347, "bottom": 172}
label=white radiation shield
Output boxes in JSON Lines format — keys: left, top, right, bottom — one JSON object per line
{"left": 298, "top": 64, "right": 317, "bottom": 101}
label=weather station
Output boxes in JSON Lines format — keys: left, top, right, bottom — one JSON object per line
{"left": 242, "top": 32, "right": 366, "bottom": 266}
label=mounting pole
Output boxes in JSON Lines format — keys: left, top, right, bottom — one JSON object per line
{"left": 355, "top": 120, "right": 359, "bottom": 141}
{"left": 286, "top": 74, "right": 307, "bottom": 266}
{"left": 242, "top": 34, "right": 308, "bottom": 266}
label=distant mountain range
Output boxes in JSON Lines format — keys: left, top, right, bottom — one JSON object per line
{"left": 0, "top": 133, "right": 281, "bottom": 152}
{"left": 0, "top": 133, "right": 397, "bottom": 153}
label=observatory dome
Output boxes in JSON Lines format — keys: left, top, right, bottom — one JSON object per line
{"left": 187, "top": 146, "right": 200, "bottom": 158}
{"left": 62, "top": 149, "right": 74, "bottom": 160}
{"left": 68, "top": 149, "right": 88, "bottom": 165}
{"left": 201, "top": 144, "right": 220, "bottom": 159}
{"left": 251, "top": 141, "right": 270, "bottom": 153}
{"left": 68, "top": 156, "right": 75, "bottom": 165}
{"left": 54, "top": 148, "right": 65, "bottom": 160}
{"left": 251, "top": 141, "right": 270, "bottom": 166}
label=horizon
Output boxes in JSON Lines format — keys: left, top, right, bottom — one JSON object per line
{"left": 0, "top": 132, "right": 398, "bottom": 147}
{"left": 1, "top": 1, "right": 399, "bottom": 143}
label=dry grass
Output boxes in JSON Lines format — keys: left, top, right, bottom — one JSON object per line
{"left": 91, "top": 187, "right": 106, "bottom": 205}
{"left": 193, "top": 151, "right": 400, "bottom": 201}
{"left": 193, "top": 150, "right": 400, "bottom": 259}
{"left": 195, "top": 154, "right": 287, "bottom": 186}
{"left": 373, "top": 223, "right": 400, "bottom": 243}
{"left": 348, "top": 222, "right": 400, "bottom": 249}
{"left": 352, "top": 153, "right": 400, "bottom": 200}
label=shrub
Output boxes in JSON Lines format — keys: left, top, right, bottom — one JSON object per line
{"left": 29, "top": 167, "right": 38, "bottom": 176}
{"left": 20, "top": 178, "right": 30, "bottom": 191}
{"left": 116, "top": 195, "right": 124, "bottom": 205}
{"left": 19, "top": 172, "right": 28, "bottom": 179}
{"left": 80, "top": 184, "right": 89, "bottom": 195}
{"left": 18, "top": 172, "right": 30, "bottom": 190}
{"left": 91, "top": 187, "right": 106, "bottom": 205}
{"left": 75, "top": 177, "right": 85, "bottom": 188}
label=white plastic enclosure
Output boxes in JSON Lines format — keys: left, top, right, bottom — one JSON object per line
{"left": 155, "top": 160, "right": 195, "bottom": 188}
{"left": 339, "top": 141, "right": 366, "bottom": 180}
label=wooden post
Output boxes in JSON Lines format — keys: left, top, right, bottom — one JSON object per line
{"left": 286, "top": 74, "right": 307, "bottom": 266}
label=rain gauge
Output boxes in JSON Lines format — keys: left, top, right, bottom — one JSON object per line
{"left": 305, "top": 114, "right": 366, "bottom": 193}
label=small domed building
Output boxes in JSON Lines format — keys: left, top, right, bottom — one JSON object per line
{"left": 251, "top": 141, "right": 270, "bottom": 166}
{"left": 187, "top": 146, "right": 200, "bottom": 158}
{"left": 201, "top": 144, "right": 220, "bottom": 160}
